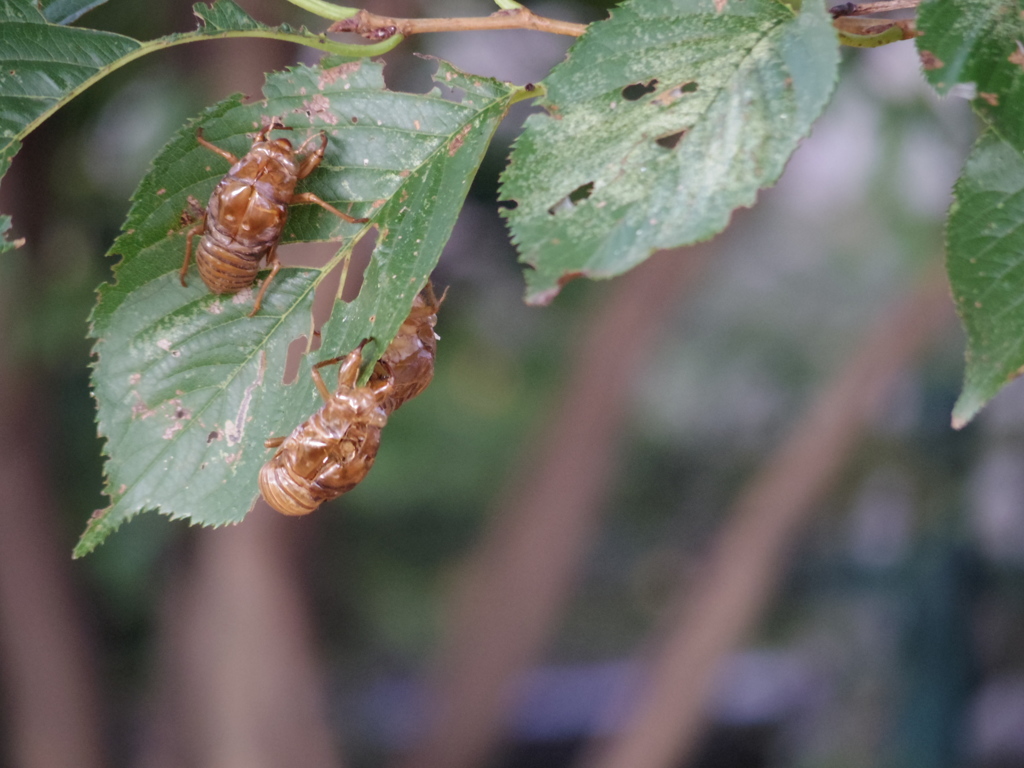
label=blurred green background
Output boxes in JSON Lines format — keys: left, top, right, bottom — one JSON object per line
{"left": 2, "top": 2, "right": 1021, "bottom": 768}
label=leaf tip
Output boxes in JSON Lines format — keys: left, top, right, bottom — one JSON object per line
{"left": 524, "top": 269, "right": 586, "bottom": 306}
{"left": 73, "top": 507, "right": 114, "bottom": 558}
{"left": 951, "top": 390, "right": 984, "bottom": 430}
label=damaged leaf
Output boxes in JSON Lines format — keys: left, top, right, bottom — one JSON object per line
{"left": 500, "top": 0, "right": 839, "bottom": 304}
{"left": 78, "top": 59, "right": 516, "bottom": 556}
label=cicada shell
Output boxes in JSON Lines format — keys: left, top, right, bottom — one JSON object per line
{"left": 259, "top": 344, "right": 391, "bottom": 516}
{"left": 180, "top": 119, "right": 367, "bottom": 316}
{"left": 372, "top": 281, "right": 445, "bottom": 414}
{"left": 259, "top": 285, "right": 444, "bottom": 516}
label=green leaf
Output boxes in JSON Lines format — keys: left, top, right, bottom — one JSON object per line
{"left": 948, "top": 129, "right": 1024, "bottom": 427}
{"left": 499, "top": 0, "right": 839, "bottom": 304}
{"left": 192, "top": 0, "right": 266, "bottom": 30}
{"left": 0, "top": 0, "right": 397, "bottom": 250}
{"left": 917, "top": 0, "right": 1024, "bottom": 145}
{"left": 0, "top": 213, "right": 20, "bottom": 252}
{"left": 76, "top": 60, "right": 516, "bottom": 556}
{"left": 0, "top": 136, "right": 18, "bottom": 253}
{"left": 39, "top": 0, "right": 109, "bottom": 25}
{"left": 0, "top": 0, "right": 140, "bottom": 144}
{"left": 1, "top": 0, "right": 137, "bottom": 247}
{"left": 917, "top": 0, "right": 1024, "bottom": 424}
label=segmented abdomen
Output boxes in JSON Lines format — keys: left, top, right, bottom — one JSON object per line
{"left": 195, "top": 231, "right": 265, "bottom": 295}
{"left": 258, "top": 411, "right": 384, "bottom": 516}
{"left": 258, "top": 460, "right": 321, "bottom": 516}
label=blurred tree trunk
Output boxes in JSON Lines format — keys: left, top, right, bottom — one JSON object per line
{"left": 581, "top": 263, "right": 956, "bottom": 768}
{"left": 137, "top": 508, "right": 343, "bottom": 768}
{"left": 0, "top": 112, "right": 107, "bottom": 768}
{"left": 394, "top": 243, "right": 717, "bottom": 768}
{"left": 0, "top": 334, "right": 107, "bottom": 768}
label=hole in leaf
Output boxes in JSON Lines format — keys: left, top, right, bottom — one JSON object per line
{"left": 498, "top": 199, "right": 519, "bottom": 211}
{"left": 651, "top": 81, "right": 698, "bottom": 106}
{"left": 569, "top": 182, "right": 594, "bottom": 203}
{"left": 548, "top": 182, "right": 595, "bottom": 215}
{"left": 283, "top": 334, "right": 311, "bottom": 385}
{"left": 656, "top": 130, "right": 686, "bottom": 150}
{"left": 621, "top": 80, "right": 658, "bottom": 100}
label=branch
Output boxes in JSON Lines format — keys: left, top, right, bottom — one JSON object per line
{"left": 830, "top": 0, "right": 923, "bottom": 16}
{"left": 329, "top": 7, "right": 587, "bottom": 42}
{"left": 833, "top": 16, "right": 919, "bottom": 46}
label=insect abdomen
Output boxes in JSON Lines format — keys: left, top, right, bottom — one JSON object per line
{"left": 258, "top": 459, "right": 321, "bottom": 516}
{"left": 259, "top": 404, "right": 386, "bottom": 516}
{"left": 195, "top": 234, "right": 264, "bottom": 295}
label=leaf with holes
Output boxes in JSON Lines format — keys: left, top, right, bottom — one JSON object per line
{"left": 77, "top": 59, "right": 517, "bottom": 556}
{"left": 500, "top": 0, "right": 839, "bottom": 304}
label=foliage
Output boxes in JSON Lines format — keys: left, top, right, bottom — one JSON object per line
{"left": 0, "top": 0, "right": 1019, "bottom": 553}
{"left": 501, "top": 0, "right": 838, "bottom": 302}
{"left": 915, "top": 0, "right": 1024, "bottom": 426}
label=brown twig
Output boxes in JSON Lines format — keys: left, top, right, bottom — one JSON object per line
{"left": 830, "top": 0, "right": 923, "bottom": 17}
{"left": 330, "top": 7, "right": 587, "bottom": 41}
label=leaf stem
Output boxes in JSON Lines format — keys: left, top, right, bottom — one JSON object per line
{"left": 281, "top": 0, "right": 360, "bottom": 21}
{"left": 11, "top": 28, "right": 400, "bottom": 146}
{"left": 329, "top": 7, "right": 587, "bottom": 41}
{"left": 833, "top": 15, "right": 918, "bottom": 45}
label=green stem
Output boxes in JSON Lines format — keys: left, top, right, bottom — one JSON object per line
{"left": 13, "top": 28, "right": 403, "bottom": 145}
{"left": 493, "top": 0, "right": 525, "bottom": 9}
{"left": 281, "top": 0, "right": 360, "bottom": 21}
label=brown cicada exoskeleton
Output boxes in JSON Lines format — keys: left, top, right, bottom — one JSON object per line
{"left": 371, "top": 281, "right": 446, "bottom": 414}
{"left": 180, "top": 120, "right": 368, "bottom": 316}
{"left": 259, "top": 287, "right": 445, "bottom": 516}
{"left": 259, "top": 343, "right": 392, "bottom": 516}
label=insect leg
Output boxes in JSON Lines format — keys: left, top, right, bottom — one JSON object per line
{"left": 258, "top": 119, "right": 289, "bottom": 142}
{"left": 179, "top": 221, "right": 205, "bottom": 287}
{"left": 291, "top": 193, "right": 369, "bottom": 224}
{"left": 421, "top": 281, "right": 448, "bottom": 312}
{"left": 335, "top": 343, "right": 369, "bottom": 389}
{"left": 265, "top": 436, "right": 286, "bottom": 448}
{"left": 296, "top": 132, "right": 328, "bottom": 179}
{"left": 248, "top": 247, "right": 282, "bottom": 317}
{"left": 312, "top": 356, "right": 347, "bottom": 401}
{"left": 195, "top": 128, "right": 239, "bottom": 164}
